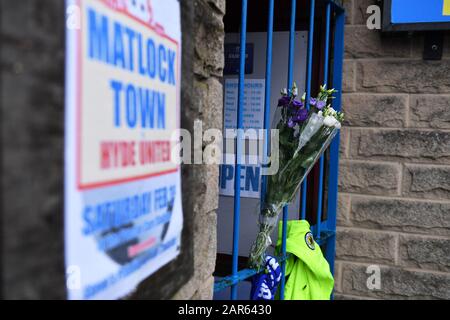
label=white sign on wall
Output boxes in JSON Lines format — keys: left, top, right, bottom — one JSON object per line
{"left": 221, "top": 79, "right": 265, "bottom": 199}
{"left": 65, "top": 0, "right": 182, "bottom": 300}
{"left": 219, "top": 154, "right": 261, "bottom": 199}
{"left": 223, "top": 78, "right": 265, "bottom": 132}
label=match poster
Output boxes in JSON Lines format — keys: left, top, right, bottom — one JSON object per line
{"left": 65, "top": 0, "right": 182, "bottom": 300}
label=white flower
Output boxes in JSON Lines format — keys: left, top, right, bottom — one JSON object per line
{"left": 281, "top": 88, "right": 288, "bottom": 95}
{"left": 318, "top": 111, "right": 323, "bottom": 117}
{"left": 324, "top": 115, "right": 338, "bottom": 127}
{"left": 292, "top": 87, "right": 298, "bottom": 96}
{"left": 309, "top": 114, "right": 322, "bottom": 126}
{"left": 334, "top": 121, "right": 342, "bottom": 129}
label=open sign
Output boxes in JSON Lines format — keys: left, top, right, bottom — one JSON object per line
{"left": 219, "top": 164, "right": 261, "bottom": 199}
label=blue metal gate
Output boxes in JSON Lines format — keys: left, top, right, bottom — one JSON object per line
{"left": 214, "top": 0, "right": 345, "bottom": 300}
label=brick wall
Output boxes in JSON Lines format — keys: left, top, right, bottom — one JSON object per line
{"left": 334, "top": 0, "right": 450, "bottom": 299}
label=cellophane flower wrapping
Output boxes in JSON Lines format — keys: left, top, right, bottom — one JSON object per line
{"left": 248, "top": 84, "right": 343, "bottom": 270}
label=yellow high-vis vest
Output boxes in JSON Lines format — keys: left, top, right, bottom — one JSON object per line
{"left": 276, "top": 220, "right": 334, "bottom": 300}
{"left": 444, "top": 0, "right": 450, "bottom": 16}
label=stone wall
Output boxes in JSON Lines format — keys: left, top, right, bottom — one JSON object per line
{"left": 1, "top": 0, "right": 66, "bottom": 299}
{"left": 0, "top": 0, "right": 224, "bottom": 299}
{"left": 334, "top": 0, "right": 450, "bottom": 299}
{"left": 172, "top": 0, "right": 225, "bottom": 300}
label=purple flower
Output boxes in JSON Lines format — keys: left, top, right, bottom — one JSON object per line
{"left": 310, "top": 98, "right": 326, "bottom": 110}
{"left": 287, "top": 118, "right": 295, "bottom": 128}
{"left": 316, "top": 100, "right": 326, "bottom": 110}
{"left": 293, "top": 108, "right": 308, "bottom": 122}
{"left": 278, "top": 96, "right": 290, "bottom": 107}
{"left": 292, "top": 99, "right": 303, "bottom": 108}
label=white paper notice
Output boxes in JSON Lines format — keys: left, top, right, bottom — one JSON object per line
{"left": 224, "top": 79, "right": 265, "bottom": 132}
{"left": 65, "top": 0, "right": 183, "bottom": 300}
{"left": 221, "top": 79, "right": 265, "bottom": 199}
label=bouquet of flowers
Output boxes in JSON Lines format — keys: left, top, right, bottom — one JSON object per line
{"left": 248, "top": 83, "right": 344, "bottom": 269}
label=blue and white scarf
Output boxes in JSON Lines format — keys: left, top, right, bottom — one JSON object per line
{"left": 250, "top": 256, "right": 282, "bottom": 300}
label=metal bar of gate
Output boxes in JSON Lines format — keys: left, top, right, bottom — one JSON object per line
{"left": 230, "top": 0, "right": 248, "bottom": 300}
{"left": 259, "top": 0, "right": 275, "bottom": 296}
{"left": 260, "top": 0, "right": 275, "bottom": 213}
{"left": 280, "top": 0, "right": 297, "bottom": 301}
{"left": 325, "top": 6, "right": 345, "bottom": 278}
{"left": 300, "top": 0, "right": 316, "bottom": 220}
{"left": 315, "top": 1, "right": 331, "bottom": 240}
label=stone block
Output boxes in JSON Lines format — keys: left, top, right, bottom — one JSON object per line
{"left": 410, "top": 95, "right": 450, "bottom": 129}
{"left": 339, "top": 160, "right": 400, "bottom": 195}
{"left": 399, "top": 236, "right": 450, "bottom": 272}
{"left": 342, "top": 263, "right": 450, "bottom": 299}
{"left": 336, "top": 228, "right": 397, "bottom": 264}
{"left": 403, "top": 164, "right": 450, "bottom": 200}
{"left": 342, "top": 94, "right": 407, "bottom": 127}
{"left": 342, "top": 60, "right": 356, "bottom": 93}
{"left": 351, "top": 129, "right": 450, "bottom": 163}
{"left": 351, "top": 196, "right": 450, "bottom": 236}
{"left": 357, "top": 60, "right": 450, "bottom": 94}
{"left": 345, "top": 26, "right": 411, "bottom": 59}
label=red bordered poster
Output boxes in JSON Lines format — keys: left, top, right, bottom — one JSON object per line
{"left": 65, "top": 0, "right": 183, "bottom": 300}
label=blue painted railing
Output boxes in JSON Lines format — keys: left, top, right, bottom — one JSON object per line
{"left": 215, "top": 0, "right": 346, "bottom": 300}
{"left": 230, "top": 0, "right": 248, "bottom": 300}
{"left": 280, "top": 0, "right": 297, "bottom": 301}
{"left": 315, "top": 0, "right": 331, "bottom": 241}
